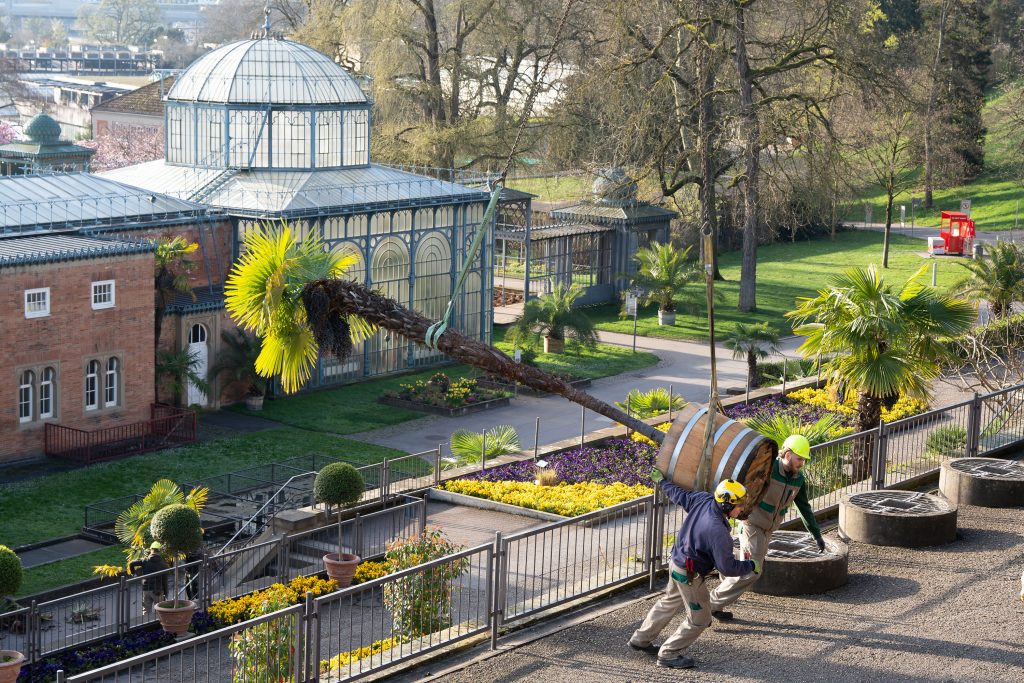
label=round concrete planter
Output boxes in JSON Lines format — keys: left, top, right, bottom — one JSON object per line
{"left": 657, "top": 309, "right": 676, "bottom": 326}
{"left": 543, "top": 336, "right": 564, "bottom": 354}
{"left": 324, "top": 552, "right": 360, "bottom": 588}
{"left": 154, "top": 599, "right": 196, "bottom": 636}
{"left": 0, "top": 651, "right": 24, "bottom": 683}
{"left": 839, "top": 491, "right": 957, "bottom": 547}
{"left": 751, "top": 531, "right": 848, "bottom": 596}
{"left": 939, "top": 458, "right": 1024, "bottom": 508}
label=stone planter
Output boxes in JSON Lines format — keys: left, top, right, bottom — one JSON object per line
{"left": 839, "top": 491, "right": 957, "bottom": 547}
{"left": 657, "top": 309, "right": 676, "bottom": 326}
{"left": 245, "top": 394, "right": 265, "bottom": 411}
{"left": 378, "top": 395, "right": 511, "bottom": 417}
{"left": 543, "top": 336, "right": 564, "bottom": 354}
{"left": 0, "top": 651, "right": 24, "bottom": 683}
{"left": 323, "top": 552, "right": 360, "bottom": 588}
{"left": 939, "top": 458, "right": 1024, "bottom": 507}
{"left": 751, "top": 532, "right": 849, "bottom": 596}
{"left": 154, "top": 599, "right": 196, "bottom": 636}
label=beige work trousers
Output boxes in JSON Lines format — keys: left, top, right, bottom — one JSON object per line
{"left": 631, "top": 560, "right": 712, "bottom": 658}
{"left": 709, "top": 521, "right": 768, "bottom": 610}
{"left": 142, "top": 590, "right": 166, "bottom": 616}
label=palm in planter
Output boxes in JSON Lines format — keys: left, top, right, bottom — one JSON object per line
{"left": 0, "top": 545, "right": 24, "bottom": 683}
{"left": 449, "top": 425, "right": 521, "bottom": 468}
{"left": 156, "top": 348, "right": 209, "bottom": 407}
{"left": 629, "top": 242, "right": 700, "bottom": 326}
{"left": 150, "top": 504, "right": 204, "bottom": 635}
{"left": 209, "top": 329, "right": 267, "bottom": 410}
{"left": 724, "top": 322, "right": 781, "bottom": 389}
{"left": 509, "top": 284, "right": 598, "bottom": 354}
{"left": 313, "top": 462, "right": 365, "bottom": 587}
{"left": 787, "top": 265, "right": 973, "bottom": 481}
{"left": 953, "top": 241, "right": 1024, "bottom": 319}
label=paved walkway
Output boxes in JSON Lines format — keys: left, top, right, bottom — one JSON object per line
{"left": 345, "top": 331, "right": 804, "bottom": 457}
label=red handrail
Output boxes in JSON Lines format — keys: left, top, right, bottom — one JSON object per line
{"left": 45, "top": 404, "right": 197, "bottom": 464}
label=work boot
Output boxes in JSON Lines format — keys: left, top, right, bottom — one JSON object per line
{"left": 627, "top": 639, "right": 660, "bottom": 656}
{"left": 711, "top": 610, "right": 734, "bottom": 622}
{"left": 657, "top": 654, "right": 696, "bottom": 669}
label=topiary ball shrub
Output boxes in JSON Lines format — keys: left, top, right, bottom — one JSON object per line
{"left": 150, "top": 504, "right": 203, "bottom": 556}
{"left": 0, "top": 544, "right": 23, "bottom": 598}
{"left": 314, "top": 462, "right": 364, "bottom": 508}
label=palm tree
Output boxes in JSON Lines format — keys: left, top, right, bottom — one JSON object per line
{"left": 787, "top": 265, "right": 973, "bottom": 480}
{"left": 724, "top": 322, "right": 781, "bottom": 389}
{"left": 509, "top": 284, "right": 598, "bottom": 354}
{"left": 154, "top": 236, "right": 198, "bottom": 344}
{"left": 629, "top": 241, "right": 701, "bottom": 325}
{"left": 209, "top": 329, "right": 266, "bottom": 399}
{"left": 954, "top": 241, "right": 1024, "bottom": 319}
{"left": 223, "top": 223, "right": 664, "bottom": 443}
{"left": 448, "top": 425, "right": 521, "bottom": 468}
{"left": 156, "top": 348, "right": 209, "bottom": 406}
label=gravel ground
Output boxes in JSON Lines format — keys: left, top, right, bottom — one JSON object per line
{"left": 390, "top": 502, "right": 1024, "bottom": 683}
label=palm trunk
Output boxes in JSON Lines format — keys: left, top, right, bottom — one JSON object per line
{"left": 735, "top": 2, "right": 759, "bottom": 312}
{"left": 747, "top": 352, "right": 758, "bottom": 389}
{"left": 307, "top": 279, "right": 665, "bottom": 444}
{"left": 852, "top": 392, "right": 883, "bottom": 481}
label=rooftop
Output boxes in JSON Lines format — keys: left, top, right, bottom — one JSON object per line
{"left": 0, "top": 234, "right": 154, "bottom": 268}
{"left": 91, "top": 75, "right": 177, "bottom": 117}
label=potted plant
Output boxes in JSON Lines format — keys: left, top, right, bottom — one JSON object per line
{"left": 150, "top": 504, "right": 203, "bottom": 636}
{"left": 509, "top": 284, "right": 598, "bottom": 355}
{"left": 313, "top": 462, "right": 365, "bottom": 587}
{"left": 629, "top": 241, "right": 700, "bottom": 326}
{"left": 0, "top": 545, "right": 24, "bottom": 683}
{"left": 209, "top": 329, "right": 267, "bottom": 411}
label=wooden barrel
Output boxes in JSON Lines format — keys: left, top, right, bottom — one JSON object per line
{"left": 656, "top": 402, "right": 778, "bottom": 517}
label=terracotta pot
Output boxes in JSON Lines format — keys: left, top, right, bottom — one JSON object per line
{"left": 543, "top": 336, "right": 564, "bottom": 354}
{"left": 154, "top": 599, "right": 196, "bottom": 636}
{"left": 658, "top": 309, "right": 676, "bottom": 326}
{"left": 245, "top": 394, "right": 265, "bottom": 411}
{"left": 323, "top": 553, "right": 361, "bottom": 588}
{"left": 0, "top": 651, "right": 24, "bottom": 683}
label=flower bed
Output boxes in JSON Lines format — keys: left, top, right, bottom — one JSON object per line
{"left": 320, "top": 636, "right": 403, "bottom": 674}
{"left": 208, "top": 575, "right": 338, "bottom": 626}
{"left": 724, "top": 388, "right": 928, "bottom": 427}
{"left": 16, "top": 627, "right": 177, "bottom": 682}
{"left": 383, "top": 373, "right": 509, "bottom": 409}
{"left": 439, "top": 480, "right": 652, "bottom": 517}
{"left": 463, "top": 438, "right": 658, "bottom": 486}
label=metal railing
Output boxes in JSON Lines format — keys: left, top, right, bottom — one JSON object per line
{"left": 42, "top": 380, "right": 1024, "bottom": 681}
{"left": 45, "top": 405, "right": 196, "bottom": 464}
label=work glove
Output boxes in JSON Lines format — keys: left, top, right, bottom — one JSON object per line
{"left": 751, "top": 558, "right": 762, "bottom": 575}
{"left": 815, "top": 536, "right": 826, "bottom": 553}
{"left": 650, "top": 467, "right": 664, "bottom": 484}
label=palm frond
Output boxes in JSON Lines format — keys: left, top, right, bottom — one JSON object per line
{"left": 449, "top": 425, "right": 521, "bottom": 466}
{"left": 615, "top": 388, "right": 686, "bottom": 418}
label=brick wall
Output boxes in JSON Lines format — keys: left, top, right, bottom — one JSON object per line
{"left": 0, "top": 253, "right": 155, "bottom": 462}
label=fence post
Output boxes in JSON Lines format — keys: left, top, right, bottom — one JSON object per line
{"left": 871, "top": 422, "right": 887, "bottom": 490}
{"left": 533, "top": 417, "right": 540, "bottom": 460}
{"left": 434, "top": 444, "right": 442, "bottom": 485}
{"left": 200, "top": 550, "right": 211, "bottom": 610}
{"left": 419, "top": 496, "right": 428, "bottom": 534}
{"left": 580, "top": 405, "right": 585, "bottom": 448}
{"left": 382, "top": 459, "right": 390, "bottom": 505}
{"left": 300, "top": 591, "right": 315, "bottom": 683}
{"left": 669, "top": 385, "right": 674, "bottom": 420}
{"left": 489, "top": 531, "right": 504, "bottom": 650}
{"left": 28, "top": 600, "right": 38, "bottom": 662}
{"left": 966, "top": 392, "right": 982, "bottom": 457}
{"left": 354, "top": 514, "right": 364, "bottom": 558}
{"left": 56, "top": 671, "right": 65, "bottom": 683}
{"left": 116, "top": 573, "right": 127, "bottom": 636}
{"left": 649, "top": 489, "right": 664, "bottom": 591}
{"left": 643, "top": 494, "right": 655, "bottom": 585}
{"left": 481, "top": 430, "right": 487, "bottom": 473}
{"left": 278, "top": 533, "right": 290, "bottom": 583}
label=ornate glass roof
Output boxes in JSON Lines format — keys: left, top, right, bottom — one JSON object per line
{"left": 167, "top": 38, "right": 367, "bottom": 106}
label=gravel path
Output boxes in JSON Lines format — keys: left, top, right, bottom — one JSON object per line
{"left": 391, "top": 502, "right": 1024, "bottom": 683}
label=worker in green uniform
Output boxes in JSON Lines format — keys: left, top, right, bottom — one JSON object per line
{"left": 709, "top": 434, "right": 825, "bottom": 621}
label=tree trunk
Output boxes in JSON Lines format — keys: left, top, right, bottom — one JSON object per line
{"left": 747, "top": 352, "right": 759, "bottom": 389}
{"left": 306, "top": 279, "right": 665, "bottom": 443}
{"left": 852, "top": 391, "right": 883, "bottom": 482}
{"left": 696, "top": 23, "right": 724, "bottom": 281}
{"left": 882, "top": 189, "right": 894, "bottom": 268}
{"left": 735, "top": 3, "right": 759, "bottom": 312}
{"left": 924, "top": 0, "right": 951, "bottom": 210}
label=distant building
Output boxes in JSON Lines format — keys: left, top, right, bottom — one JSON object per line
{"left": 91, "top": 76, "right": 176, "bottom": 137}
{"left": 0, "top": 112, "right": 95, "bottom": 174}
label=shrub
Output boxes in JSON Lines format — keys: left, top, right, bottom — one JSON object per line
{"left": 0, "top": 545, "right": 22, "bottom": 599}
{"left": 448, "top": 425, "right": 521, "bottom": 467}
{"left": 208, "top": 576, "right": 338, "bottom": 626}
{"left": 229, "top": 587, "right": 295, "bottom": 683}
{"left": 535, "top": 467, "right": 560, "bottom": 486}
{"left": 351, "top": 561, "right": 389, "bottom": 585}
{"left": 150, "top": 504, "right": 202, "bottom": 556}
{"left": 615, "top": 388, "right": 686, "bottom": 419}
{"left": 440, "top": 480, "right": 652, "bottom": 517}
{"left": 383, "top": 529, "right": 468, "bottom": 638}
{"left": 314, "top": 462, "right": 364, "bottom": 508}
{"left": 925, "top": 425, "right": 968, "bottom": 459}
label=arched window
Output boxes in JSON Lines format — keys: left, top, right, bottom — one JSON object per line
{"left": 39, "top": 367, "right": 55, "bottom": 419}
{"left": 104, "top": 357, "right": 119, "bottom": 407}
{"left": 189, "top": 323, "right": 208, "bottom": 344}
{"left": 85, "top": 360, "right": 100, "bottom": 411}
{"left": 18, "top": 370, "right": 34, "bottom": 423}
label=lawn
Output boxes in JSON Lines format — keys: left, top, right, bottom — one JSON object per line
{"left": 590, "top": 230, "right": 967, "bottom": 341}
{"left": 18, "top": 546, "right": 126, "bottom": 598}
{"left": 505, "top": 174, "right": 590, "bottom": 201}
{"left": 0, "top": 428, "right": 405, "bottom": 549}
{"left": 849, "top": 84, "right": 1024, "bottom": 232}
{"left": 492, "top": 324, "right": 659, "bottom": 377}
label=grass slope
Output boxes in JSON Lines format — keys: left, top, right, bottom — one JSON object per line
{"left": 0, "top": 429, "right": 404, "bottom": 549}
{"left": 591, "top": 230, "right": 965, "bottom": 341}
{"left": 492, "top": 325, "right": 659, "bottom": 377}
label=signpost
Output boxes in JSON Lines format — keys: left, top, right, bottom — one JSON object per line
{"left": 625, "top": 291, "right": 639, "bottom": 353}
{"left": 900, "top": 204, "right": 906, "bottom": 228}
{"left": 960, "top": 198, "right": 972, "bottom": 217}
{"left": 864, "top": 204, "right": 873, "bottom": 227}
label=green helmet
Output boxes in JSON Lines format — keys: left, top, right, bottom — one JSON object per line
{"left": 782, "top": 434, "right": 811, "bottom": 460}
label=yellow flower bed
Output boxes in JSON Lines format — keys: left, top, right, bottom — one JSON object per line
{"left": 440, "top": 480, "right": 652, "bottom": 517}
{"left": 352, "top": 560, "right": 389, "bottom": 585}
{"left": 630, "top": 421, "right": 671, "bottom": 446}
{"left": 320, "top": 636, "right": 403, "bottom": 673}
{"left": 787, "top": 387, "right": 928, "bottom": 423}
{"left": 209, "top": 575, "right": 338, "bottom": 625}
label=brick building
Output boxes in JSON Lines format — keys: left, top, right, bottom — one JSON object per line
{"left": 90, "top": 76, "right": 175, "bottom": 137}
{"left": 0, "top": 173, "right": 215, "bottom": 463}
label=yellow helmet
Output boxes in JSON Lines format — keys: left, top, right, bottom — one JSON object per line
{"left": 714, "top": 479, "right": 747, "bottom": 506}
{"left": 782, "top": 434, "right": 811, "bottom": 460}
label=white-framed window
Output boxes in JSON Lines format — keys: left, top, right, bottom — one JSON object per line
{"left": 25, "top": 288, "right": 50, "bottom": 318}
{"left": 85, "top": 360, "right": 100, "bottom": 411}
{"left": 40, "top": 367, "right": 55, "bottom": 419}
{"left": 91, "top": 280, "right": 115, "bottom": 310}
{"left": 104, "top": 357, "right": 119, "bottom": 407}
{"left": 18, "top": 370, "right": 34, "bottom": 423}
